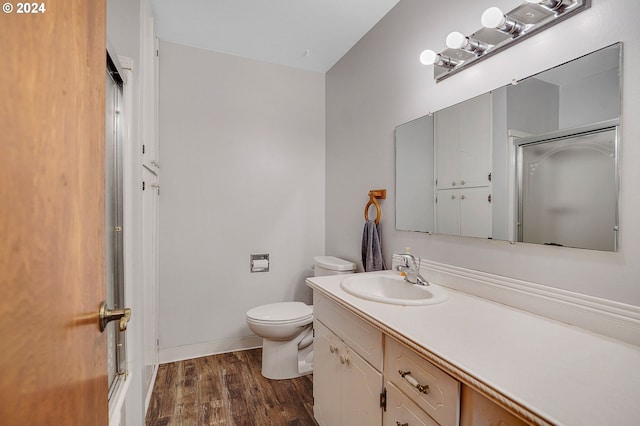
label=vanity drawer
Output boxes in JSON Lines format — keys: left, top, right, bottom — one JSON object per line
{"left": 384, "top": 382, "right": 440, "bottom": 426}
{"left": 385, "top": 337, "right": 460, "bottom": 426}
{"left": 314, "top": 292, "right": 383, "bottom": 370}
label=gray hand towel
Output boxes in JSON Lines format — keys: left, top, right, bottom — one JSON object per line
{"left": 362, "top": 220, "right": 385, "bottom": 272}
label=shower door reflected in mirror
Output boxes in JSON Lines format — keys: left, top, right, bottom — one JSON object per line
{"left": 517, "top": 124, "right": 618, "bottom": 251}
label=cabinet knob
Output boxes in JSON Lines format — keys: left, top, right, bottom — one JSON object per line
{"left": 452, "top": 181, "right": 456, "bottom": 186}
{"left": 396, "top": 422, "right": 409, "bottom": 426}
{"left": 329, "top": 344, "right": 337, "bottom": 354}
{"left": 461, "top": 194, "right": 466, "bottom": 200}
{"left": 339, "top": 354, "right": 350, "bottom": 365}
{"left": 460, "top": 179, "right": 465, "bottom": 185}
{"left": 451, "top": 194, "right": 456, "bottom": 200}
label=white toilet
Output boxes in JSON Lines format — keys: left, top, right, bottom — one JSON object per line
{"left": 246, "top": 256, "right": 355, "bottom": 380}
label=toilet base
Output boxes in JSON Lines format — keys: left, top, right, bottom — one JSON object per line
{"left": 261, "top": 326, "right": 313, "bottom": 380}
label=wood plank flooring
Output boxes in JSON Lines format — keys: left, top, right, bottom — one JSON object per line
{"left": 145, "top": 348, "right": 317, "bottom": 426}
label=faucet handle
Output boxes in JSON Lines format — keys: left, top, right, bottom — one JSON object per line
{"left": 394, "top": 252, "right": 416, "bottom": 267}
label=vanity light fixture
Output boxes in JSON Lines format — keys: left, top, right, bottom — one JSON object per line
{"left": 527, "top": 0, "right": 574, "bottom": 13}
{"left": 420, "top": 0, "right": 589, "bottom": 82}
{"left": 419, "top": 49, "right": 460, "bottom": 68}
{"left": 481, "top": 7, "right": 527, "bottom": 36}
{"left": 446, "top": 32, "right": 490, "bottom": 55}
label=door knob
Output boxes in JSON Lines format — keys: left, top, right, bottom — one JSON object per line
{"left": 99, "top": 301, "right": 131, "bottom": 332}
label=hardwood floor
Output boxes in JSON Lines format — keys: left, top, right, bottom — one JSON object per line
{"left": 145, "top": 348, "right": 317, "bottom": 426}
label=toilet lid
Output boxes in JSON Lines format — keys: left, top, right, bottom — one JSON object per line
{"left": 246, "top": 302, "right": 313, "bottom": 324}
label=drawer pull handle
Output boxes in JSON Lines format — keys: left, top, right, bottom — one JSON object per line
{"left": 396, "top": 422, "right": 408, "bottom": 426}
{"left": 398, "top": 370, "right": 430, "bottom": 395}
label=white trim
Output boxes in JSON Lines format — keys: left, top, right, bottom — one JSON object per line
{"left": 108, "top": 59, "right": 135, "bottom": 426}
{"left": 409, "top": 257, "right": 640, "bottom": 346}
{"left": 108, "top": 374, "right": 131, "bottom": 426}
{"left": 144, "top": 363, "right": 159, "bottom": 416}
{"left": 158, "top": 336, "right": 263, "bottom": 364}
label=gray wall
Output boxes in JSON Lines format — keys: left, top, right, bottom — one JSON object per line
{"left": 325, "top": 0, "right": 640, "bottom": 305}
{"left": 158, "top": 41, "right": 325, "bottom": 356}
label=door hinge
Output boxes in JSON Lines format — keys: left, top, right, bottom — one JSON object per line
{"left": 488, "top": 172, "right": 492, "bottom": 182}
{"left": 142, "top": 144, "right": 146, "bottom": 154}
{"left": 142, "top": 181, "right": 146, "bottom": 191}
{"left": 488, "top": 194, "right": 492, "bottom": 203}
{"left": 380, "top": 388, "right": 387, "bottom": 411}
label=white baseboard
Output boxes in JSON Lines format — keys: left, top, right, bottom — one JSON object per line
{"left": 158, "top": 335, "right": 263, "bottom": 364}
{"left": 395, "top": 257, "right": 640, "bottom": 347}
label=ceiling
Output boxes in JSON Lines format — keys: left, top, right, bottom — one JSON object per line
{"left": 150, "top": 0, "right": 400, "bottom": 73}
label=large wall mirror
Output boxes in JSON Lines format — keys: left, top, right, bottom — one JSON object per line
{"left": 395, "top": 43, "right": 621, "bottom": 251}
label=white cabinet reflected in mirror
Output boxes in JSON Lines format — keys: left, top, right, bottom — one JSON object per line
{"left": 395, "top": 43, "right": 621, "bottom": 251}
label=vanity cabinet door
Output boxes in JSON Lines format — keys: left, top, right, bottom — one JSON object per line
{"left": 384, "top": 382, "right": 440, "bottom": 426}
{"left": 314, "top": 319, "right": 383, "bottom": 426}
{"left": 313, "top": 320, "right": 342, "bottom": 426}
{"left": 341, "top": 343, "right": 383, "bottom": 425}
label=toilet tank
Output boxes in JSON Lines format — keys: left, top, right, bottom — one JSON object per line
{"left": 313, "top": 256, "right": 356, "bottom": 277}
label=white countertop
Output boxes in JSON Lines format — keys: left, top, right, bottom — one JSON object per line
{"left": 306, "top": 271, "right": 640, "bottom": 426}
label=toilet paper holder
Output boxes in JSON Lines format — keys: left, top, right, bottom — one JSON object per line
{"left": 250, "top": 253, "right": 269, "bottom": 273}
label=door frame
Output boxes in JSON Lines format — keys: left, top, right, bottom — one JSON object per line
{"left": 106, "top": 42, "right": 133, "bottom": 426}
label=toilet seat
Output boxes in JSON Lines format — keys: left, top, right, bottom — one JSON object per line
{"left": 246, "top": 302, "right": 313, "bottom": 325}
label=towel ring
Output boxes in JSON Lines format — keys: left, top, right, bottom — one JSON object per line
{"left": 364, "top": 189, "right": 386, "bottom": 225}
{"left": 364, "top": 195, "right": 381, "bottom": 224}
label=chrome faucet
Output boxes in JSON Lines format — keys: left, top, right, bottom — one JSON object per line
{"left": 394, "top": 253, "right": 429, "bottom": 286}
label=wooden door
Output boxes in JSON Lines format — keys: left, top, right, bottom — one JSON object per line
{"left": 0, "top": 1, "right": 108, "bottom": 425}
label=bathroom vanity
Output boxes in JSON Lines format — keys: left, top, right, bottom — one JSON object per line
{"left": 306, "top": 271, "right": 640, "bottom": 425}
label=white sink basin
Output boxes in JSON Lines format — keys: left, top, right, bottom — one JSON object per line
{"left": 340, "top": 273, "right": 448, "bottom": 306}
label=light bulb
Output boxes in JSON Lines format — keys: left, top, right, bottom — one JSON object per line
{"left": 481, "top": 6, "right": 526, "bottom": 36}
{"left": 481, "top": 7, "right": 507, "bottom": 29}
{"left": 446, "top": 32, "right": 468, "bottom": 50}
{"left": 419, "top": 49, "right": 438, "bottom": 66}
{"left": 419, "top": 49, "right": 460, "bottom": 68}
